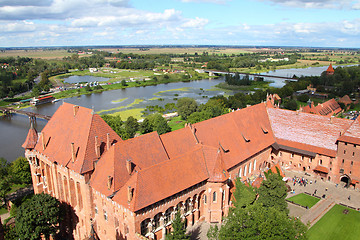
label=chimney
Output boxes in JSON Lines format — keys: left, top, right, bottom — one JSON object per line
{"left": 73, "top": 105, "right": 79, "bottom": 117}
{"left": 95, "top": 136, "right": 100, "bottom": 158}
{"left": 107, "top": 176, "right": 113, "bottom": 190}
{"left": 127, "top": 186, "right": 133, "bottom": 202}
{"left": 71, "top": 143, "right": 76, "bottom": 163}
{"left": 126, "top": 159, "right": 132, "bottom": 174}
{"left": 106, "top": 133, "right": 110, "bottom": 151}
{"left": 41, "top": 132, "right": 45, "bottom": 150}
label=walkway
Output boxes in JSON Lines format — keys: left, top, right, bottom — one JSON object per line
{"left": 285, "top": 169, "right": 360, "bottom": 226}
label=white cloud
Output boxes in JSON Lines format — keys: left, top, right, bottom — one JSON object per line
{"left": 181, "top": 17, "right": 209, "bottom": 28}
{"left": 260, "top": 0, "right": 355, "bottom": 9}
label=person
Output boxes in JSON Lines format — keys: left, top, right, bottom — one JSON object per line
{"left": 314, "top": 189, "right": 317, "bottom": 195}
{"left": 325, "top": 187, "right": 328, "bottom": 191}
{"left": 348, "top": 196, "right": 351, "bottom": 201}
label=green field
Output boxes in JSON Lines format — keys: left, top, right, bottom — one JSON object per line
{"left": 168, "top": 116, "right": 186, "bottom": 131}
{"left": 287, "top": 193, "right": 320, "bottom": 208}
{"left": 307, "top": 204, "right": 360, "bottom": 240}
{"left": 0, "top": 206, "right": 8, "bottom": 215}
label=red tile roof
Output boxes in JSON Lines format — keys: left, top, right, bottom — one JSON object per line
{"left": 22, "top": 125, "right": 38, "bottom": 149}
{"left": 302, "top": 99, "right": 341, "bottom": 117}
{"left": 326, "top": 64, "right": 334, "bottom": 74}
{"left": 337, "top": 118, "right": 360, "bottom": 145}
{"left": 90, "top": 131, "right": 170, "bottom": 196}
{"left": 268, "top": 108, "right": 352, "bottom": 157}
{"left": 112, "top": 145, "right": 210, "bottom": 211}
{"left": 33, "top": 103, "right": 122, "bottom": 174}
{"left": 338, "top": 95, "right": 353, "bottom": 106}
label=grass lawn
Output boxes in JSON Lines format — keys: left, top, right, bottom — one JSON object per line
{"left": 0, "top": 206, "right": 8, "bottom": 215}
{"left": 287, "top": 193, "right": 320, "bottom": 208}
{"left": 307, "top": 204, "right": 360, "bottom": 240}
{"left": 168, "top": 116, "right": 186, "bottom": 131}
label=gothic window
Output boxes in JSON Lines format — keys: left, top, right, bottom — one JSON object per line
{"left": 249, "top": 162, "right": 252, "bottom": 174}
{"left": 239, "top": 167, "right": 242, "bottom": 178}
{"left": 253, "top": 160, "right": 256, "bottom": 171}
{"left": 213, "top": 192, "right": 217, "bottom": 202}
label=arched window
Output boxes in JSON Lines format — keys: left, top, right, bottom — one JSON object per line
{"left": 244, "top": 165, "right": 247, "bottom": 176}
{"left": 141, "top": 219, "right": 151, "bottom": 236}
{"left": 213, "top": 192, "right": 217, "bottom": 202}
{"left": 253, "top": 160, "right": 256, "bottom": 171}
{"left": 239, "top": 167, "right": 242, "bottom": 178}
{"left": 249, "top": 163, "right": 252, "bottom": 174}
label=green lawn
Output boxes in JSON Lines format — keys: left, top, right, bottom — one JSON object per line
{"left": 0, "top": 206, "right": 8, "bottom": 215}
{"left": 307, "top": 204, "right": 360, "bottom": 240}
{"left": 168, "top": 116, "right": 186, "bottom": 131}
{"left": 287, "top": 193, "right": 320, "bottom": 208}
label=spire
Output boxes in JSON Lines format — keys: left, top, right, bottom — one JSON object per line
{"left": 22, "top": 118, "right": 38, "bottom": 149}
{"left": 208, "top": 149, "right": 229, "bottom": 182}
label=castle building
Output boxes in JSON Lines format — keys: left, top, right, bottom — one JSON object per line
{"left": 23, "top": 102, "right": 360, "bottom": 240}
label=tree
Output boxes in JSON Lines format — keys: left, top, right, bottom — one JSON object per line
{"left": 10, "top": 157, "right": 32, "bottom": 185}
{"left": 16, "top": 193, "right": 63, "bottom": 240}
{"left": 284, "top": 99, "right": 297, "bottom": 111}
{"left": 210, "top": 204, "right": 307, "bottom": 240}
{"left": 123, "top": 116, "right": 139, "bottom": 139}
{"left": 232, "top": 178, "right": 256, "bottom": 209}
{"left": 0, "top": 179, "right": 10, "bottom": 204}
{"left": 166, "top": 211, "right": 189, "bottom": 240}
{"left": 177, "top": 98, "right": 197, "bottom": 120}
{"left": 101, "top": 115, "right": 123, "bottom": 137}
{"left": 140, "top": 117, "right": 153, "bottom": 134}
{"left": 257, "top": 169, "right": 289, "bottom": 214}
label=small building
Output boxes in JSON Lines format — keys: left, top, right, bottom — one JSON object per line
{"left": 30, "top": 95, "right": 55, "bottom": 106}
{"left": 325, "top": 64, "right": 335, "bottom": 75}
{"left": 300, "top": 98, "right": 341, "bottom": 117}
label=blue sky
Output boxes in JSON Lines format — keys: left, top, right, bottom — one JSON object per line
{"left": 0, "top": 0, "right": 359, "bottom": 48}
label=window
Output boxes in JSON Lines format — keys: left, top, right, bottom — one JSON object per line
{"left": 291, "top": 153, "right": 294, "bottom": 158}
{"left": 351, "top": 161, "right": 353, "bottom": 166}
{"left": 319, "top": 160, "right": 323, "bottom": 165}
{"left": 248, "top": 163, "right": 252, "bottom": 174}
{"left": 238, "top": 168, "right": 242, "bottom": 178}
{"left": 342, "top": 159, "right": 345, "bottom": 164}
{"left": 279, "top": 152, "right": 282, "bottom": 157}
{"left": 301, "top": 156, "right": 304, "bottom": 161}
{"left": 330, "top": 168, "right": 332, "bottom": 171}
{"left": 309, "top": 158, "right": 312, "bottom": 163}
{"left": 253, "top": 160, "right": 256, "bottom": 171}
{"left": 353, "top": 152, "right": 355, "bottom": 157}
{"left": 330, "top": 161, "right": 332, "bottom": 165}
{"left": 213, "top": 192, "right": 217, "bottom": 202}
{"left": 350, "top": 171, "right": 352, "bottom": 174}
{"left": 203, "top": 194, "right": 207, "bottom": 204}
{"left": 94, "top": 205, "right": 98, "bottom": 214}
{"left": 344, "top": 150, "right": 346, "bottom": 154}
{"left": 244, "top": 165, "right": 247, "bottom": 176}
{"left": 104, "top": 210, "right": 108, "bottom": 221}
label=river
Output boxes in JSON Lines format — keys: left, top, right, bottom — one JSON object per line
{"left": 0, "top": 65, "right": 341, "bottom": 162}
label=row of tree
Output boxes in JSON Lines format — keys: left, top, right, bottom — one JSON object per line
{"left": 101, "top": 113, "right": 171, "bottom": 140}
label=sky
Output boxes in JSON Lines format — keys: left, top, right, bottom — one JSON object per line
{"left": 0, "top": 0, "right": 359, "bottom": 48}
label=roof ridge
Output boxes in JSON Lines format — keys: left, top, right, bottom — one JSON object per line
{"left": 80, "top": 112, "right": 96, "bottom": 174}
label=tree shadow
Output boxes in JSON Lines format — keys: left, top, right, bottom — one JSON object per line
{"left": 188, "top": 224, "right": 202, "bottom": 240}
{"left": 55, "top": 202, "right": 79, "bottom": 240}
